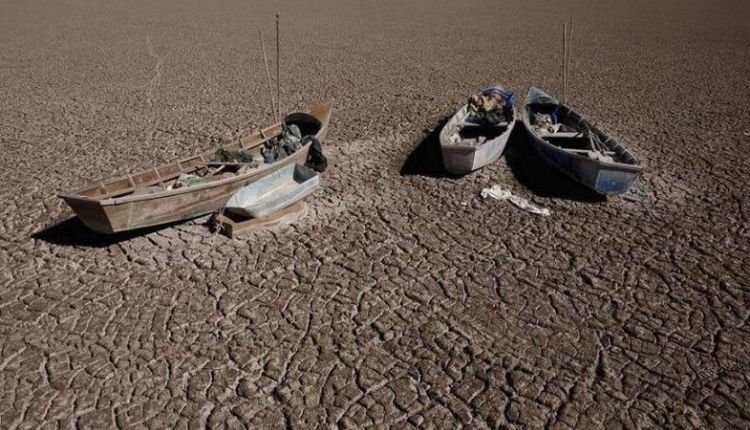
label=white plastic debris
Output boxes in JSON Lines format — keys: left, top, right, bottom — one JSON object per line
{"left": 480, "top": 185, "right": 551, "bottom": 216}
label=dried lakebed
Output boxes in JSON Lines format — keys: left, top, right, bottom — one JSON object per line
{"left": 1, "top": 0, "right": 749, "bottom": 428}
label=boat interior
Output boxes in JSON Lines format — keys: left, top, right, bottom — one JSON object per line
{"left": 71, "top": 113, "right": 323, "bottom": 201}
{"left": 450, "top": 112, "right": 512, "bottom": 146}
{"left": 227, "top": 164, "right": 319, "bottom": 217}
{"left": 526, "top": 102, "right": 639, "bottom": 165}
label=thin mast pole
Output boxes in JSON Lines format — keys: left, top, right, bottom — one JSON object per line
{"left": 276, "top": 12, "right": 281, "bottom": 122}
{"left": 567, "top": 17, "right": 574, "bottom": 103}
{"left": 259, "top": 29, "right": 278, "bottom": 122}
{"left": 562, "top": 21, "right": 567, "bottom": 103}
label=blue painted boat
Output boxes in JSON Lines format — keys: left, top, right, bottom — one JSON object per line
{"left": 521, "top": 87, "right": 643, "bottom": 195}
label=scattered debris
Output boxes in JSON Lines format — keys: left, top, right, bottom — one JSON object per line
{"left": 166, "top": 165, "right": 241, "bottom": 190}
{"left": 623, "top": 187, "right": 648, "bottom": 201}
{"left": 532, "top": 112, "right": 561, "bottom": 135}
{"left": 480, "top": 185, "right": 551, "bottom": 216}
{"left": 171, "top": 173, "right": 205, "bottom": 189}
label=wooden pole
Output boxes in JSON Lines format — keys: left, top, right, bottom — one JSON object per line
{"left": 259, "top": 29, "right": 278, "bottom": 122}
{"left": 567, "top": 17, "right": 574, "bottom": 103}
{"left": 562, "top": 21, "right": 567, "bottom": 103}
{"left": 276, "top": 12, "right": 281, "bottom": 122}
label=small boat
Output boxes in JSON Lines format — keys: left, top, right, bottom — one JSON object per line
{"left": 439, "top": 86, "right": 516, "bottom": 175}
{"left": 224, "top": 163, "right": 320, "bottom": 218}
{"left": 216, "top": 200, "right": 307, "bottom": 238}
{"left": 58, "top": 102, "right": 332, "bottom": 233}
{"left": 521, "top": 87, "right": 642, "bottom": 195}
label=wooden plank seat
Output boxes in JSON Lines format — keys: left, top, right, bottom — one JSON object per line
{"left": 459, "top": 121, "right": 509, "bottom": 128}
{"left": 541, "top": 131, "right": 584, "bottom": 138}
{"left": 563, "top": 148, "right": 616, "bottom": 155}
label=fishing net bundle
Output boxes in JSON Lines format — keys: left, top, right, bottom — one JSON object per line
{"left": 467, "top": 86, "right": 515, "bottom": 126}
{"left": 262, "top": 124, "right": 303, "bottom": 163}
{"left": 261, "top": 123, "right": 328, "bottom": 172}
{"left": 214, "top": 148, "right": 255, "bottom": 163}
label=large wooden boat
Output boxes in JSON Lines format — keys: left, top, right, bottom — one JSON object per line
{"left": 58, "top": 102, "right": 332, "bottom": 233}
{"left": 521, "top": 87, "right": 642, "bottom": 195}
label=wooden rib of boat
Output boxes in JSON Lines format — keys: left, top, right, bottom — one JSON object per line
{"left": 58, "top": 102, "right": 332, "bottom": 233}
{"left": 521, "top": 87, "right": 643, "bottom": 195}
{"left": 439, "top": 102, "right": 516, "bottom": 175}
{"left": 224, "top": 163, "right": 320, "bottom": 219}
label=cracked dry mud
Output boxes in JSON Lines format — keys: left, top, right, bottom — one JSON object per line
{"left": 1, "top": 0, "right": 749, "bottom": 428}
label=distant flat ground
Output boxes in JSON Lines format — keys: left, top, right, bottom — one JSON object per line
{"left": 1, "top": 0, "right": 749, "bottom": 428}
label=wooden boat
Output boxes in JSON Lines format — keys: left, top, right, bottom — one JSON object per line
{"left": 439, "top": 88, "right": 516, "bottom": 175}
{"left": 521, "top": 87, "right": 642, "bottom": 195}
{"left": 58, "top": 102, "right": 332, "bottom": 233}
{"left": 224, "top": 163, "right": 320, "bottom": 218}
{"left": 216, "top": 200, "right": 307, "bottom": 238}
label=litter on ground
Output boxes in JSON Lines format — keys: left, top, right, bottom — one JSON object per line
{"left": 480, "top": 184, "right": 551, "bottom": 216}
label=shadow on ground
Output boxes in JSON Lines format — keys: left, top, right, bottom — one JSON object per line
{"left": 400, "top": 116, "right": 459, "bottom": 178}
{"left": 32, "top": 217, "right": 195, "bottom": 248}
{"left": 504, "top": 125, "right": 605, "bottom": 203}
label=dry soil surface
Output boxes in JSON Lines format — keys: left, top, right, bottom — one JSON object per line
{"left": 1, "top": 0, "right": 749, "bottom": 428}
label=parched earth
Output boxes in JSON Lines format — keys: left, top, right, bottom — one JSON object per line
{"left": 1, "top": 0, "right": 749, "bottom": 428}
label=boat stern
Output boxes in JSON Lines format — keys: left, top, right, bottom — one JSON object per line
{"left": 440, "top": 144, "right": 477, "bottom": 176}
{"left": 57, "top": 194, "right": 116, "bottom": 234}
{"left": 594, "top": 167, "right": 642, "bottom": 195}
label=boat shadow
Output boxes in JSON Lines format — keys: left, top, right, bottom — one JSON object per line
{"left": 400, "top": 116, "right": 460, "bottom": 178}
{"left": 32, "top": 216, "right": 194, "bottom": 248}
{"left": 503, "top": 126, "right": 606, "bottom": 202}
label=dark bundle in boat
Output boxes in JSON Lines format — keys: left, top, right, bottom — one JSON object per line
{"left": 214, "top": 148, "right": 255, "bottom": 164}
{"left": 467, "top": 86, "right": 515, "bottom": 126}
{"left": 261, "top": 123, "right": 303, "bottom": 163}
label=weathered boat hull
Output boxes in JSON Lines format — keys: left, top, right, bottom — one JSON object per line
{"left": 527, "top": 136, "right": 642, "bottom": 195}
{"left": 440, "top": 132, "right": 512, "bottom": 175}
{"left": 439, "top": 105, "right": 516, "bottom": 175}
{"left": 521, "top": 88, "right": 642, "bottom": 195}
{"left": 62, "top": 149, "right": 310, "bottom": 233}
{"left": 59, "top": 103, "right": 332, "bottom": 233}
{"left": 225, "top": 163, "right": 321, "bottom": 219}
